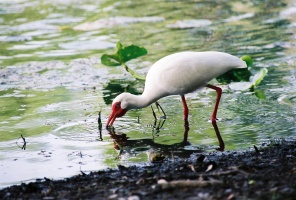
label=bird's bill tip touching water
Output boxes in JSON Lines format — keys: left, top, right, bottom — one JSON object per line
{"left": 106, "top": 111, "right": 116, "bottom": 128}
{"left": 106, "top": 102, "right": 128, "bottom": 128}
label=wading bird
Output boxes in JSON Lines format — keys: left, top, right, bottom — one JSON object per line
{"left": 106, "top": 51, "right": 250, "bottom": 127}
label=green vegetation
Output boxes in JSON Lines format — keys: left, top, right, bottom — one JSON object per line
{"left": 101, "top": 42, "right": 147, "bottom": 80}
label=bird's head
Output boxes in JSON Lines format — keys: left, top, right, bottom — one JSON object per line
{"left": 106, "top": 93, "right": 131, "bottom": 128}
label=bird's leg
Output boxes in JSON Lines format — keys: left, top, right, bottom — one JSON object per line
{"left": 151, "top": 104, "right": 166, "bottom": 137}
{"left": 211, "top": 120, "right": 225, "bottom": 151}
{"left": 180, "top": 95, "right": 190, "bottom": 144}
{"left": 206, "top": 84, "right": 222, "bottom": 122}
{"left": 158, "top": 119, "right": 166, "bottom": 129}
{"left": 151, "top": 105, "right": 157, "bottom": 121}
{"left": 151, "top": 102, "right": 166, "bottom": 120}
{"left": 155, "top": 101, "right": 167, "bottom": 119}
{"left": 205, "top": 84, "right": 225, "bottom": 151}
{"left": 182, "top": 117, "right": 190, "bottom": 143}
{"left": 181, "top": 95, "right": 189, "bottom": 121}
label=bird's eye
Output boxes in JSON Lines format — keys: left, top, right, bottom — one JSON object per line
{"left": 115, "top": 103, "right": 120, "bottom": 109}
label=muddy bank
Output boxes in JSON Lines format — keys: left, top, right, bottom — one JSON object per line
{"left": 0, "top": 139, "right": 295, "bottom": 200}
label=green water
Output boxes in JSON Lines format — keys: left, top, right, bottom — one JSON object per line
{"left": 1, "top": 0, "right": 296, "bottom": 188}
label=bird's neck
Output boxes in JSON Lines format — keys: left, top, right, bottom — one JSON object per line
{"left": 127, "top": 93, "right": 161, "bottom": 109}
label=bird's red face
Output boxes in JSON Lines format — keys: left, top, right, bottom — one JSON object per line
{"left": 106, "top": 102, "right": 127, "bottom": 128}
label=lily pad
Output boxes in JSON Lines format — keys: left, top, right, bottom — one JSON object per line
{"left": 101, "top": 42, "right": 147, "bottom": 80}
{"left": 250, "top": 68, "right": 268, "bottom": 89}
{"left": 217, "top": 68, "right": 252, "bottom": 84}
{"left": 101, "top": 42, "right": 147, "bottom": 66}
{"left": 101, "top": 54, "right": 121, "bottom": 66}
{"left": 228, "top": 68, "right": 268, "bottom": 91}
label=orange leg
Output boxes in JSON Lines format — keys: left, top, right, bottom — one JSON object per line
{"left": 181, "top": 95, "right": 188, "bottom": 121}
{"left": 212, "top": 120, "right": 225, "bottom": 151}
{"left": 181, "top": 95, "right": 190, "bottom": 143}
{"left": 206, "top": 84, "right": 225, "bottom": 151}
{"left": 206, "top": 84, "right": 222, "bottom": 122}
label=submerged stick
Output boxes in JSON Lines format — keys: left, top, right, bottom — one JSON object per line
{"left": 21, "top": 135, "right": 26, "bottom": 150}
{"left": 21, "top": 135, "right": 26, "bottom": 143}
{"left": 97, "top": 111, "right": 103, "bottom": 141}
{"left": 16, "top": 134, "right": 27, "bottom": 150}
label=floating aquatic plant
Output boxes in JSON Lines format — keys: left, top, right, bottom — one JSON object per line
{"left": 101, "top": 42, "right": 147, "bottom": 80}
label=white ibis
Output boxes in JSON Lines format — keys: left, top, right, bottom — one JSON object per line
{"left": 106, "top": 51, "right": 249, "bottom": 127}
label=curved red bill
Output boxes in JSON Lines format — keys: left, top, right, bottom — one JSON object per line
{"left": 106, "top": 102, "right": 127, "bottom": 128}
{"left": 106, "top": 109, "right": 117, "bottom": 128}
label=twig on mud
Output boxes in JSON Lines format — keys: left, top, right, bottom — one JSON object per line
{"left": 157, "top": 179, "right": 222, "bottom": 189}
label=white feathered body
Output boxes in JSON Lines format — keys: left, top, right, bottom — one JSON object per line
{"left": 142, "top": 51, "right": 246, "bottom": 102}
{"left": 113, "top": 51, "right": 246, "bottom": 110}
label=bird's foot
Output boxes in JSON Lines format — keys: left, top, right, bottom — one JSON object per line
{"left": 216, "top": 147, "right": 225, "bottom": 151}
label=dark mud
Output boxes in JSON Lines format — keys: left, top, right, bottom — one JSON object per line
{"left": 1, "top": 140, "right": 295, "bottom": 200}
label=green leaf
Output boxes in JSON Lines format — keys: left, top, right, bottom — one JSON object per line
{"left": 250, "top": 68, "right": 268, "bottom": 88}
{"left": 241, "top": 55, "right": 254, "bottom": 68}
{"left": 100, "top": 42, "right": 147, "bottom": 80}
{"left": 233, "top": 68, "right": 252, "bottom": 81}
{"left": 216, "top": 55, "right": 254, "bottom": 84}
{"left": 101, "top": 43, "right": 147, "bottom": 66}
{"left": 116, "top": 41, "right": 123, "bottom": 50}
{"left": 101, "top": 54, "right": 121, "bottom": 66}
{"left": 216, "top": 68, "right": 251, "bottom": 83}
{"left": 118, "top": 45, "right": 148, "bottom": 63}
{"left": 254, "top": 90, "right": 267, "bottom": 100}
